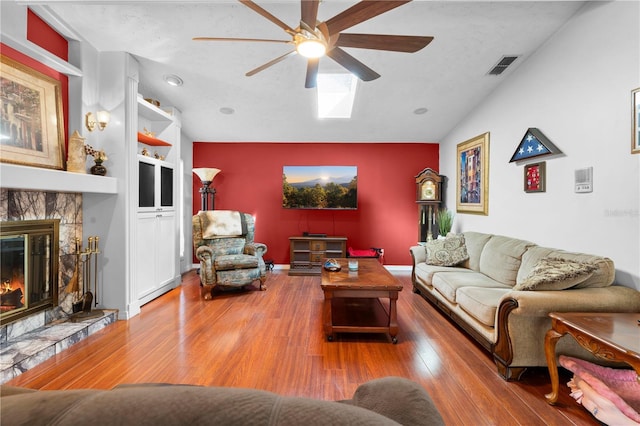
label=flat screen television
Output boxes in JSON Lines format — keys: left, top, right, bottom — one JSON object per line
{"left": 283, "top": 165, "right": 357, "bottom": 209}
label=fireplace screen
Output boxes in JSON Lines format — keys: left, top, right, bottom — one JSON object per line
{"left": 1, "top": 219, "right": 59, "bottom": 324}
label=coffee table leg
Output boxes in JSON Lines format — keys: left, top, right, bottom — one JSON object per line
{"left": 323, "top": 290, "right": 334, "bottom": 341}
{"left": 389, "top": 292, "right": 399, "bottom": 344}
{"left": 544, "top": 327, "right": 564, "bottom": 405}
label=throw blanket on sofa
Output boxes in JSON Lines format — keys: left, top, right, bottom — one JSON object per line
{"left": 201, "top": 210, "right": 247, "bottom": 238}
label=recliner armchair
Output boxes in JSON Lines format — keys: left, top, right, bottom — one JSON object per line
{"left": 193, "top": 210, "right": 267, "bottom": 299}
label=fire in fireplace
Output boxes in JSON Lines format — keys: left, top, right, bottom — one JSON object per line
{"left": 0, "top": 219, "right": 59, "bottom": 324}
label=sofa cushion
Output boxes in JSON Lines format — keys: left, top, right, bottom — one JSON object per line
{"left": 415, "top": 263, "right": 473, "bottom": 286}
{"left": 478, "top": 235, "right": 535, "bottom": 286}
{"left": 207, "top": 237, "right": 246, "bottom": 256}
{"left": 432, "top": 271, "right": 510, "bottom": 303}
{"left": 460, "top": 232, "right": 493, "bottom": 271}
{"left": 215, "top": 254, "right": 259, "bottom": 270}
{"left": 514, "top": 257, "right": 598, "bottom": 291}
{"left": 456, "top": 287, "right": 511, "bottom": 327}
{"left": 425, "top": 234, "right": 469, "bottom": 267}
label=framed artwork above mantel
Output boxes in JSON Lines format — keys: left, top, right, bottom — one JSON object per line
{"left": 0, "top": 54, "right": 66, "bottom": 170}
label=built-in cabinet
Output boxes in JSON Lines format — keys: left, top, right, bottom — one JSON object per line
{"left": 289, "top": 236, "right": 347, "bottom": 276}
{"left": 135, "top": 211, "right": 176, "bottom": 305}
{"left": 134, "top": 95, "right": 181, "bottom": 306}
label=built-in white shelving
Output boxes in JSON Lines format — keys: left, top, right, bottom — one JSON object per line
{"left": 0, "top": 163, "right": 117, "bottom": 194}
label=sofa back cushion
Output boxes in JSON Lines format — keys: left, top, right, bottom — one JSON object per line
{"left": 460, "top": 232, "right": 493, "bottom": 271}
{"left": 517, "top": 246, "right": 615, "bottom": 289}
{"left": 478, "top": 235, "right": 535, "bottom": 286}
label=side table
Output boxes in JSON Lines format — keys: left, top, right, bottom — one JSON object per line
{"left": 544, "top": 312, "right": 640, "bottom": 405}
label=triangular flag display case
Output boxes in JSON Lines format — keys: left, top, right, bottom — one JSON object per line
{"left": 509, "top": 128, "right": 563, "bottom": 163}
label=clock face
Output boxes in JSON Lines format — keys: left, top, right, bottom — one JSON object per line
{"left": 421, "top": 181, "right": 436, "bottom": 200}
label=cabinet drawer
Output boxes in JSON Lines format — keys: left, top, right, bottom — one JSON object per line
{"left": 310, "top": 252, "right": 324, "bottom": 262}
{"left": 310, "top": 241, "right": 326, "bottom": 251}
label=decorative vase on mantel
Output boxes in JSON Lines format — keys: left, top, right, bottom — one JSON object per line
{"left": 90, "top": 159, "right": 107, "bottom": 176}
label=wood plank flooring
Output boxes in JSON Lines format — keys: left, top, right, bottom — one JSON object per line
{"left": 5, "top": 270, "right": 597, "bottom": 425}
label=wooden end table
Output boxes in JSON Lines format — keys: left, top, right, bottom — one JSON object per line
{"left": 320, "top": 258, "right": 403, "bottom": 343}
{"left": 544, "top": 312, "right": 640, "bottom": 405}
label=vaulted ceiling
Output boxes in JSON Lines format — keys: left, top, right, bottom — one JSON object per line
{"left": 38, "top": 1, "right": 585, "bottom": 143}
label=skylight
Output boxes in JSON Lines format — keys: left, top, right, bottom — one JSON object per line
{"left": 316, "top": 73, "right": 358, "bottom": 119}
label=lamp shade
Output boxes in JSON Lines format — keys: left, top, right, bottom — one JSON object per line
{"left": 193, "top": 168, "right": 221, "bottom": 183}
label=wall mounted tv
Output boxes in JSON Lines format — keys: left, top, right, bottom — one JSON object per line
{"left": 283, "top": 165, "right": 357, "bottom": 209}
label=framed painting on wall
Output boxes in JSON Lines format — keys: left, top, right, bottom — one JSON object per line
{"left": 632, "top": 87, "right": 640, "bottom": 154}
{"left": 456, "top": 132, "right": 489, "bottom": 215}
{"left": 524, "top": 161, "right": 546, "bottom": 193}
{"left": 0, "top": 54, "right": 65, "bottom": 170}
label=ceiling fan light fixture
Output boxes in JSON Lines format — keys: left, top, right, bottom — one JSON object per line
{"left": 297, "top": 39, "right": 326, "bottom": 59}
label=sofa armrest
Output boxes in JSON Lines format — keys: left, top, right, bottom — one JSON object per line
{"left": 409, "top": 245, "right": 426, "bottom": 265}
{"left": 195, "top": 245, "right": 215, "bottom": 285}
{"left": 503, "top": 285, "right": 640, "bottom": 315}
{"left": 493, "top": 285, "right": 640, "bottom": 373}
{"left": 245, "top": 242, "right": 267, "bottom": 258}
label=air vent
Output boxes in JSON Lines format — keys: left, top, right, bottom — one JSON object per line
{"left": 488, "top": 56, "right": 519, "bottom": 75}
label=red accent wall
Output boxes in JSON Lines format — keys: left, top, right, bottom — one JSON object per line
{"left": 27, "top": 9, "right": 68, "bottom": 61}
{"left": 193, "top": 142, "right": 439, "bottom": 266}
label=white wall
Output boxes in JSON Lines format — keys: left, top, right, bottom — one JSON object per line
{"left": 440, "top": 1, "right": 640, "bottom": 290}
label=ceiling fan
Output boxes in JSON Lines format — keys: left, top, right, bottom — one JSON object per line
{"left": 194, "top": 0, "right": 433, "bottom": 88}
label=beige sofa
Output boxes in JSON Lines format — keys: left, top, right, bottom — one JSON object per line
{"left": 410, "top": 231, "right": 640, "bottom": 381}
{"left": 1, "top": 377, "right": 444, "bottom": 425}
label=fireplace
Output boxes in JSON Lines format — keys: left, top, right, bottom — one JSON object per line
{"left": 0, "top": 219, "right": 59, "bottom": 324}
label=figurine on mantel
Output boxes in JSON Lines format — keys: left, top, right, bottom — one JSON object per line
{"left": 66, "top": 130, "right": 87, "bottom": 173}
{"left": 85, "top": 144, "right": 108, "bottom": 176}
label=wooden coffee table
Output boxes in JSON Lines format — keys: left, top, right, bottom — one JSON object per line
{"left": 544, "top": 312, "right": 640, "bottom": 405}
{"left": 320, "top": 258, "right": 403, "bottom": 343}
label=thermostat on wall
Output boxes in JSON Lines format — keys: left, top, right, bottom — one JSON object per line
{"left": 574, "top": 167, "right": 593, "bottom": 193}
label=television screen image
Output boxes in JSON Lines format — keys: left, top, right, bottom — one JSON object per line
{"left": 283, "top": 165, "right": 357, "bottom": 209}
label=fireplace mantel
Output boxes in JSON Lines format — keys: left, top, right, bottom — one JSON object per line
{"left": 0, "top": 163, "right": 117, "bottom": 194}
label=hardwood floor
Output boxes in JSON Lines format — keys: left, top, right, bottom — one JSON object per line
{"left": 5, "top": 269, "right": 597, "bottom": 425}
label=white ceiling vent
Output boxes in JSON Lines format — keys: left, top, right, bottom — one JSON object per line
{"left": 488, "top": 56, "right": 519, "bottom": 75}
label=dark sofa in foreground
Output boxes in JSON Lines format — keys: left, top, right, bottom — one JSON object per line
{"left": 1, "top": 377, "right": 444, "bottom": 425}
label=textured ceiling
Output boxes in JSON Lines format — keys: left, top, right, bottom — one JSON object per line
{"left": 39, "top": 1, "right": 585, "bottom": 143}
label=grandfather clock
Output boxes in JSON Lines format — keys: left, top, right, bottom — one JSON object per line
{"left": 415, "top": 168, "right": 443, "bottom": 242}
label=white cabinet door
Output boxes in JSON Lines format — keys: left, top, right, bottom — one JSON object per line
{"left": 156, "top": 211, "right": 176, "bottom": 287}
{"left": 136, "top": 213, "right": 158, "bottom": 299}
{"left": 136, "top": 211, "right": 177, "bottom": 304}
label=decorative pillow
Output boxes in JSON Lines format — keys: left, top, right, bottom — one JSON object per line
{"left": 425, "top": 234, "right": 469, "bottom": 267}
{"left": 514, "top": 257, "right": 597, "bottom": 291}
{"left": 560, "top": 355, "right": 640, "bottom": 423}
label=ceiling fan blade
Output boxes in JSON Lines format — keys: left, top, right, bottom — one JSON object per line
{"left": 301, "top": 0, "right": 320, "bottom": 30}
{"left": 246, "top": 50, "right": 297, "bottom": 76}
{"left": 193, "top": 37, "right": 291, "bottom": 44}
{"left": 239, "top": 0, "right": 295, "bottom": 35}
{"left": 327, "top": 47, "right": 380, "bottom": 82}
{"left": 335, "top": 33, "right": 433, "bottom": 53}
{"left": 324, "top": 0, "right": 411, "bottom": 35}
{"left": 305, "top": 58, "right": 320, "bottom": 88}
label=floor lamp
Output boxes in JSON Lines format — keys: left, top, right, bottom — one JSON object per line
{"left": 193, "top": 168, "right": 221, "bottom": 211}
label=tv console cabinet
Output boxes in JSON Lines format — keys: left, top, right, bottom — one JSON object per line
{"left": 289, "top": 236, "right": 347, "bottom": 276}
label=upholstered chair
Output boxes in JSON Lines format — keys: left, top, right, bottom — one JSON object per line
{"left": 192, "top": 211, "right": 267, "bottom": 299}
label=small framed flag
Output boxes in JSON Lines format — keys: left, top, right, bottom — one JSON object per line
{"left": 524, "top": 162, "right": 546, "bottom": 193}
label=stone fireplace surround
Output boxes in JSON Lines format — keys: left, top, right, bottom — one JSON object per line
{"left": 0, "top": 188, "right": 116, "bottom": 383}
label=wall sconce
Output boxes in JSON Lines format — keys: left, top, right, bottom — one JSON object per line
{"left": 85, "top": 111, "right": 110, "bottom": 132}
{"left": 193, "top": 168, "right": 221, "bottom": 211}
